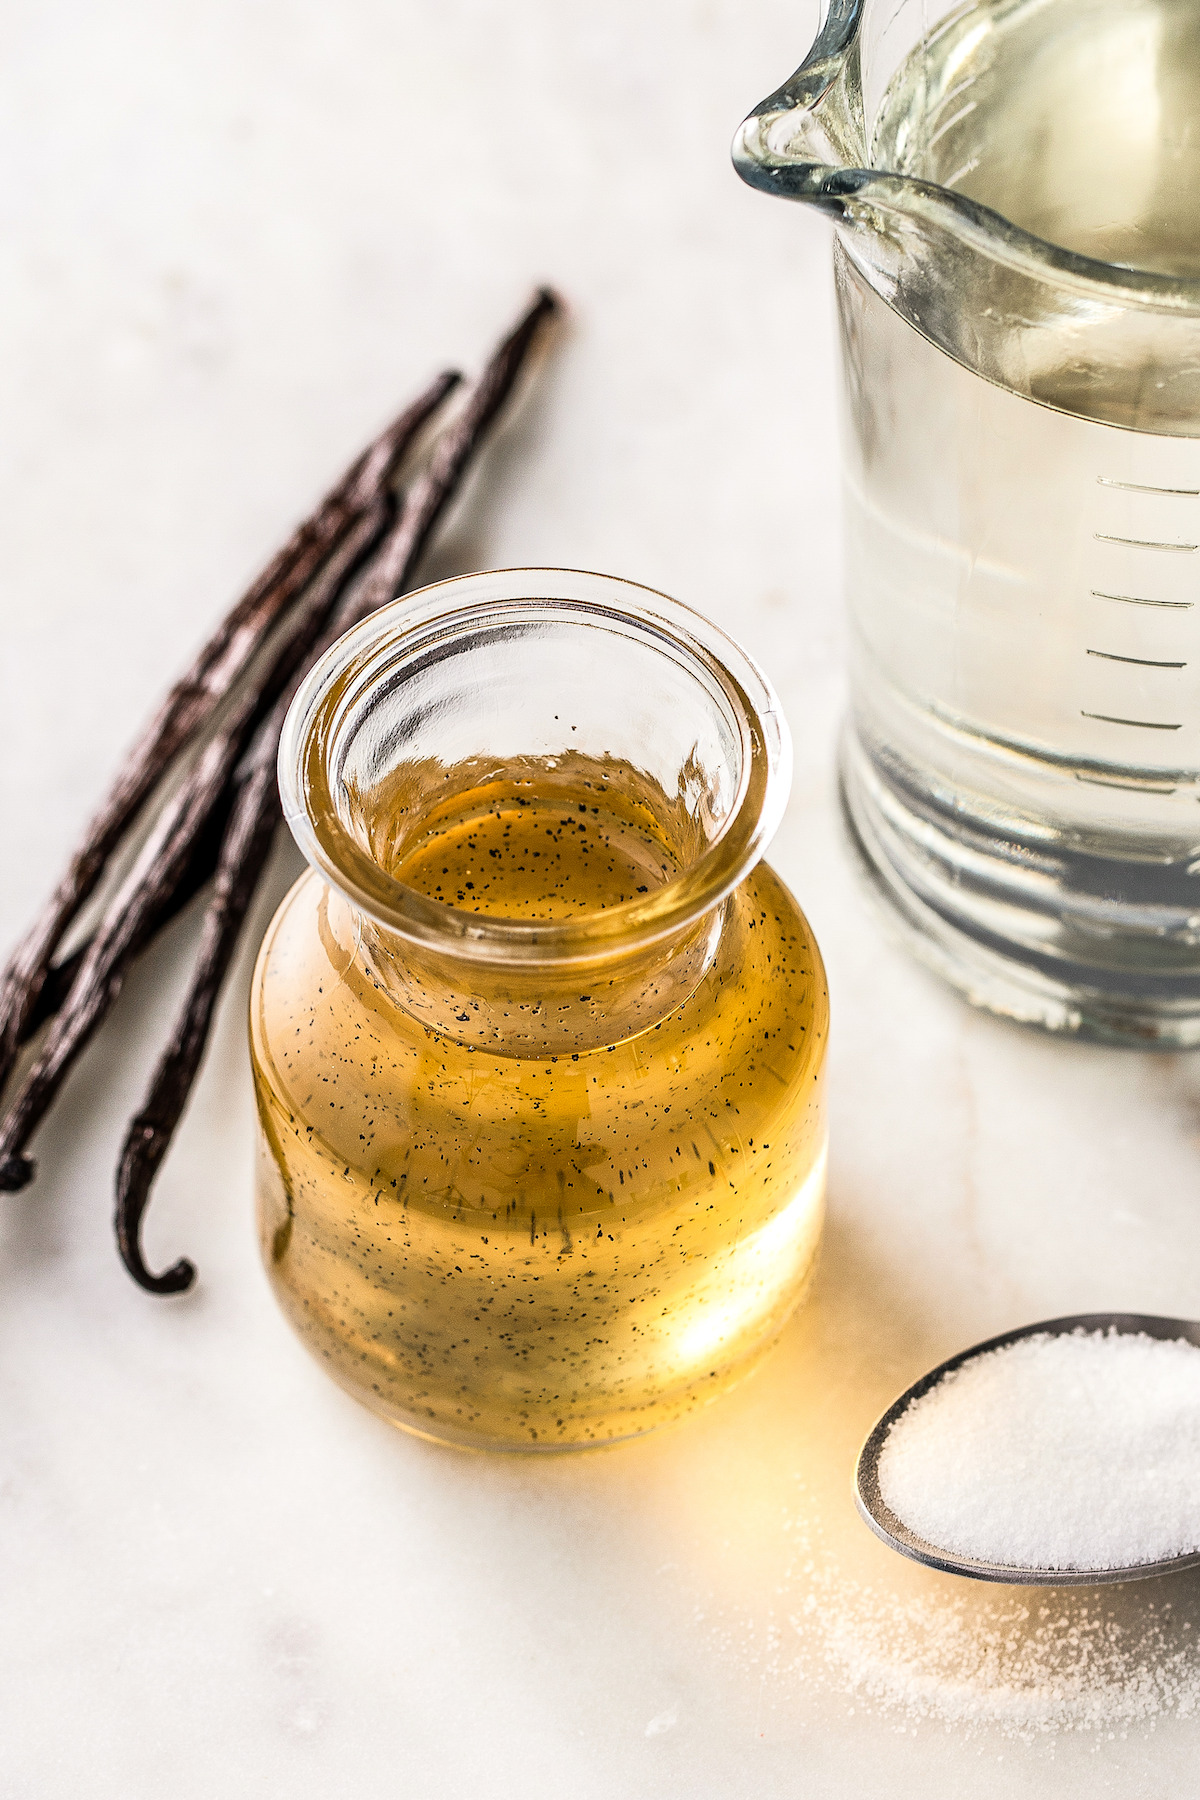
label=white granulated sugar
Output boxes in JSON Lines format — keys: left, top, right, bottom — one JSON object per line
{"left": 876, "top": 1329, "right": 1200, "bottom": 1571}
{"left": 693, "top": 1478, "right": 1200, "bottom": 1740}
{"left": 799, "top": 1569, "right": 1200, "bottom": 1737}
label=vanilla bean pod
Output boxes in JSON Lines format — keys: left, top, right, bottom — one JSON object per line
{"left": 0, "top": 369, "right": 459, "bottom": 1095}
{"left": 0, "top": 499, "right": 393, "bottom": 1196}
{"left": 0, "top": 737, "right": 246, "bottom": 1197}
{"left": 114, "top": 286, "right": 563, "bottom": 1292}
{"left": 350, "top": 287, "right": 562, "bottom": 618}
{"left": 115, "top": 753, "right": 280, "bottom": 1293}
{"left": 21, "top": 803, "right": 234, "bottom": 1044}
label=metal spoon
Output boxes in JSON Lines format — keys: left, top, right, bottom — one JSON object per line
{"left": 855, "top": 1311, "right": 1200, "bottom": 1586}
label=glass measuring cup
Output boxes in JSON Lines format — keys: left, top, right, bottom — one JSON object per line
{"left": 735, "top": 0, "right": 1200, "bottom": 1046}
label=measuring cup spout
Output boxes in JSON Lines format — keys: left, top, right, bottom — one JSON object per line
{"left": 733, "top": 0, "right": 1200, "bottom": 430}
{"left": 732, "top": 0, "right": 982, "bottom": 277}
{"left": 732, "top": 0, "right": 1063, "bottom": 396}
{"left": 732, "top": 0, "right": 869, "bottom": 212}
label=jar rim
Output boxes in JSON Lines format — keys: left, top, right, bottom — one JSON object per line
{"left": 277, "top": 568, "right": 792, "bottom": 968}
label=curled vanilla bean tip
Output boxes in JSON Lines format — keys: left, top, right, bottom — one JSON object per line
{"left": 0, "top": 1154, "right": 34, "bottom": 1193}
{"left": 127, "top": 1253, "right": 195, "bottom": 1297}
{"left": 115, "top": 1219, "right": 198, "bottom": 1294}
{"left": 115, "top": 1126, "right": 196, "bottom": 1294}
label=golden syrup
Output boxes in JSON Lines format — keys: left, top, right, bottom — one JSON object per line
{"left": 250, "top": 757, "right": 827, "bottom": 1448}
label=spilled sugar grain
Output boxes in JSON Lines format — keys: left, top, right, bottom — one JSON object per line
{"left": 802, "top": 1570, "right": 1199, "bottom": 1736}
{"left": 694, "top": 1483, "right": 1200, "bottom": 1739}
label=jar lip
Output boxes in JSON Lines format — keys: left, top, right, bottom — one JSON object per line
{"left": 278, "top": 568, "right": 792, "bottom": 968}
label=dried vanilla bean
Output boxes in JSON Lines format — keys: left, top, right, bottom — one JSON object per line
{"left": 113, "top": 286, "right": 563, "bottom": 1292}
{"left": 0, "top": 369, "right": 459, "bottom": 1096}
{"left": 0, "top": 500, "right": 393, "bottom": 1196}
{"left": 350, "top": 287, "right": 562, "bottom": 618}
{"left": 115, "top": 753, "right": 280, "bottom": 1293}
{"left": 23, "top": 832, "right": 222, "bottom": 1044}
{"left": 0, "top": 736, "right": 246, "bottom": 1198}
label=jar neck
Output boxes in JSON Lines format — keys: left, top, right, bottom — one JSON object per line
{"left": 281, "top": 571, "right": 792, "bottom": 1055}
{"left": 348, "top": 897, "right": 730, "bottom": 1057}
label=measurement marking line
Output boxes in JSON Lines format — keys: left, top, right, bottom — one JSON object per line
{"left": 939, "top": 75, "right": 976, "bottom": 110}
{"left": 1097, "top": 478, "right": 1200, "bottom": 496}
{"left": 943, "top": 156, "right": 981, "bottom": 187}
{"left": 927, "top": 101, "right": 977, "bottom": 151}
{"left": 1092, "top": 589, "right": 1193, "bottom": 609}
{"left": 1094, "top": 533, "right": 1198, "bottom": 552}
{"left": 1081, "top": 711, "right": 1183, "bottom": 731}
{"left": 1086, "top": 648, "right": 1187, "bottom": 669}
{"left": 1075, "top": 773, "right": 1178, "bottom": 794}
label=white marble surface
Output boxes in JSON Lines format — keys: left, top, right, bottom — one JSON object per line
{"left": 4, "top": 3, "right": 1200, "bottom": 1793}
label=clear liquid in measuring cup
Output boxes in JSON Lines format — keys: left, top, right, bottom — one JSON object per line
{"left": 839, "top": 0, "right": 1200, "bottom": 1044}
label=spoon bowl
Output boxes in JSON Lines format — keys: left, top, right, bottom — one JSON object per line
{"left": 855, "top": 1312, "right": 1200, "bottom": 1586}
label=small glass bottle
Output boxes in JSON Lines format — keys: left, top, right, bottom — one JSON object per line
{"left": 251, "top": 569, "right": 828, "bottom": 1449}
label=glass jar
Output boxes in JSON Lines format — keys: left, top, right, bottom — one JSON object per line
{"left": 250, "top": 569, "right": 828, "bottom": 1450}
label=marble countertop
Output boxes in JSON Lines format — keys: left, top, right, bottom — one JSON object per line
{"left": 4, "top": 3, "right": 1200, "bottom": 1794}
